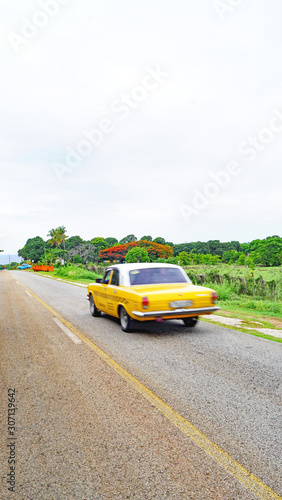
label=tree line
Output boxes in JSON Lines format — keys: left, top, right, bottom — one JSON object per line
{"left": 17, "top": 229, "right": 282, "bottom": 267}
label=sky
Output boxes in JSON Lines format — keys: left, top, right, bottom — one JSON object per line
{"left": 1, "top": 0, "right": 282, "bottom": 254}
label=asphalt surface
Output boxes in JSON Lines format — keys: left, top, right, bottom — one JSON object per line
{"left": 0, "top": 270, "right": 281, "bottom": 499}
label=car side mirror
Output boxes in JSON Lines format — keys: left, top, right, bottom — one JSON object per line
{"left": 95, "top": 278, "right": 102, "bottom": 283}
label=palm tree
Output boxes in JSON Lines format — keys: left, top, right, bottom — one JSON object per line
{"left": 56, "top": 226, "right": 68, "bottom": 251}
{"left": 47, "top": 226, "right": 68, "bottom": 249}
{"left": 47, "top": 227, "right": 68, "bottom": 261}
{"left": 47, "top": 228, "right": 61, "bottom": 248}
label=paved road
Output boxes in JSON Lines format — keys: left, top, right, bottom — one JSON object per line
{"left": 0, "top": 270, "right": 281, "bottom": 499}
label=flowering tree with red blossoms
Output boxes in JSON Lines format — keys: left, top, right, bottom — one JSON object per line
{"left": 99, "top": 240, "right": 173, "bottom": 262}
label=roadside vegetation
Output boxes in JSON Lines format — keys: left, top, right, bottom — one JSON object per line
{"left": 184, "top": 264, "right": 282, "bottom": 318}
{"left": 44, "top": 265, "right": 102, "bottom": 284}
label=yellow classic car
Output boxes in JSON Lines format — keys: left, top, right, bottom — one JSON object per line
{"left": 87, "top": 263, "right": 220, "bottom": 332}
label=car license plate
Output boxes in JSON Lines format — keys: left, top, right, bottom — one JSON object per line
{"left": 169, "top": 300, "right": 193, "bottom": 308}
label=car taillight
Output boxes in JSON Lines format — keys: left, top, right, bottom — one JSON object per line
{"left": 212, "top": 292, "right": 218, "bottom": 304}
{"left": 142, "top": 296, "right": 149, "bottom": 309}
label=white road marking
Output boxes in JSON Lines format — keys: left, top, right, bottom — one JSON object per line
{"left": 52, "top": 317, "right": 82, "bottom": 344}
{"left": 25, "top": 290, "right": 32, "bottom": 297}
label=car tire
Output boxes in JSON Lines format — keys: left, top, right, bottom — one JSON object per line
{"left": 89, "top": 294, "right": 101, "bottom": 317}
{"left": 119, "top": 307, "right": 132, "bottom": 332}
{"left": 183, "top": 316, "right": 198, "bottom": 327}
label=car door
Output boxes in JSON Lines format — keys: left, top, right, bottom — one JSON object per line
{"left": 106, "top": 268, "right": 120, "bottom": 316}
{"left": 97, "top": 269, "right": 112, "bottom": 312}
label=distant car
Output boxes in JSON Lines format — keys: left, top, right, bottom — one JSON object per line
{"left": 17, "top": 263, "right": 31, "bottom": 270}
{"left": 87, "top": 263, "right": 220, "bottom": 332}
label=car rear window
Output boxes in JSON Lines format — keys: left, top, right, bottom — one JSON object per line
{"left": 129, "top": 267, "right": 189, "bottom": 285}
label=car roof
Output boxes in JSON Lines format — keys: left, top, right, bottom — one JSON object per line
{"left": 103, "top": 263, "right": 190, "bottom": 286}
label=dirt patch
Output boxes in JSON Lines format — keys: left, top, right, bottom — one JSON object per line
{"left": 203, "top": 314, "right": 282, "bottom": 338}
{"left": 244, "top": 327, "right": 282, "bottom": 338}
{"left": 202, "top": 315, "right": 242, "bottom": 327}
{"left": 269, "top": 317, "right": 282, "bottom": 329}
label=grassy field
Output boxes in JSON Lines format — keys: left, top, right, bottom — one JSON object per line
{"left": 183, "top": 264, "right": 282, "bottom": 318}
{"left": 184, "top": 263, "right": 282, "bottom": 281}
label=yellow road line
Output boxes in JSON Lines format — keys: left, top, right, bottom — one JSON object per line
{"left": 17, "top": 278, "right": 282, "bottom": 500}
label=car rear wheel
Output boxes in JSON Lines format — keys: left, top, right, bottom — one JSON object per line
{"left": 183, "top": 316, "right": 198, "bottom": 327}
{"left": 119, "top": 307, "right": 132, "bottom": 332}
{"left": 89, "top": 294, "right": 101, "bottom": 317}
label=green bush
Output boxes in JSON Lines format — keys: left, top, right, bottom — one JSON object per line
{"left": 166, "top": 257, "right": 177, "bottom": 264}
{"left": 125, "top": 247, "right": 149, "bottom": 263}
{"left": 204, "top": 281, "right": 237, "bottom": 301}
{"left": 73, "top": 255, "right": 82, "bottom": 264}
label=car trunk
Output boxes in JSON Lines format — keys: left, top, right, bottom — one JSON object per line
{"left": 131, "top": 283, "right": 214, "bottom": 312}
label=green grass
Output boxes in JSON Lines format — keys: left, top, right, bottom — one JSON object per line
{"left": 218, "top": 298, "right": 282, "bottom": 318}
{"left": 35, "top": 265, "right": 102, "bottom": 284}
{"left": 200, "top": 279, "right": 282, "bottom": 319}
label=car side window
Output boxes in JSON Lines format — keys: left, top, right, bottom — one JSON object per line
{"left": 102, "top": 270, "right": 112, "bottom": 284}
{"left": 111, "top": 269, "right": 119, "bottom": 286}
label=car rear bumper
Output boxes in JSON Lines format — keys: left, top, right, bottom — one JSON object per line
{"left": 131, "top": 306, "right": 220, "bottom": 318}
